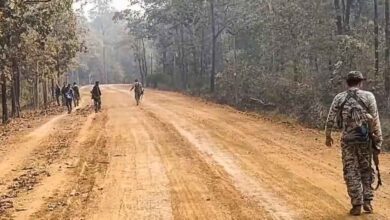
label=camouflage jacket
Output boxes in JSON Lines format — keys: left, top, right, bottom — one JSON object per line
{"left": 325, "top": 88, "right": 383, "bottom": 149}
{"left": 132, "top": 82, "right": 143, "bottom": 94}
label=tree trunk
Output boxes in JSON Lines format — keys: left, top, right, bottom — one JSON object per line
{"left": 102, "top": 27, "right": 107, "bottom": 84}
{"left": 334, "top": 0, "right": 343, "bottom": 35}
{"left": 11, "top": 77, "right": 16, "bottom": 118}
{"left": 374, "top": 0, "right": 379, "bottom": 78}
{"left": 173, "top": 52, "right": 176, "bottom": 87}
{"left": 344, "top": 0, "right": 353, "bottom": 33}
{"left": 16, "top": 64, "right": 20, "bottom": 116}
{"left": 200, "top": 28, "right": 205, "bottom": 79}
{"left": 191, "top": 40, "right": 199, "bottom": 87}
{"left": 180, "top": 25, "right": 187, "bottom": 90}
{"left": 34, "top": 62, "right": 40, "bottom": 109}
{"left": 43, "top": 77, "right": 48, "bottom": 109}
{"left": 141, "top": 38, "right": 148, "bottom": 86}
{"left": 385, "top": 0, "right": 390, "bottom": 107}
{"left": 11, "top": 59, "right": 19, "bottom": 117}
{"left": 51, "top": 78, "right": 55, "bottom": 101}
{"left": 11, "top": 79, "right": 17, "bottom": 118}
{"left": 137, "top": 56, "right": 145, "bottom": 85}
{"left": 162, "top": 49, "right": 167, "bottom": 75}
{"left": 1, "top": 72, "right": 8, "bottom": 124}
{"left": 210, "top": 0, "right": 216, "bottom": 92}
{"left": 151, "top": 53, "right": 153, "bottom": 76}
{"left": 233, "top": 35, "right": 238, "bottom": 105}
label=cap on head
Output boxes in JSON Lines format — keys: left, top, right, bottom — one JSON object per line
{"left": 135, "top": 79, "right": 139, "bottom": 82}
{"left": 347, "top": 71, "right": 366, "bottom": 81}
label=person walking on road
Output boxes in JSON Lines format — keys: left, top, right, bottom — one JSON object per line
{"left": 130, "top": 79, "right": 144, "bottom": 106}
{"left": 325, "top": 71, "right": 382, "bottom": 216}
{"left": 72, "top": 82, "right": 81, "bottom": 107}
{"left": 91, "top": 81, "right": 102, "bottom": 113}
{"left": 64, "top": 84, "right": 74, "bottom": 114}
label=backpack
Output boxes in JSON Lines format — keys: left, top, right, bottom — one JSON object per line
{"left": 337, "top": 90, "right": 370, "bottom": 142}
{"left": 73, "top": 85, "right": 79, "bottom": 93}
{"left": 134, "top": 82, "right": 142, "bottom": 93}
{"left": 65, "top": 89, "right": 73, "bottom": 100}
{"left": 91, "top": 86, "right": 101, "bottom": 99}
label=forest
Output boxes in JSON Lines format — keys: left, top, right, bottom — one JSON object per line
{"left": 1, "top": 1, "right": 390, "bottom": 218}
{"left": 1, "top": 0, "right": 390, "bottom": 148}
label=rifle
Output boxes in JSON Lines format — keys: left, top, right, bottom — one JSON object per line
{"left": 140, "top": 88, "right": 144, "bottom": 101}
{"left": 350, "top": 93, "right": 382, "bottom": 191}
{"left": 371, "top": 139, "right": 382, "bottom": 190}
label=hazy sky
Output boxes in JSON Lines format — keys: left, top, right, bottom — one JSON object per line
{"left": 111, "top": 0, "right": 129, "bottom": 10}
{"left": 74, "top": 0, "right": 140, "bottom": 14}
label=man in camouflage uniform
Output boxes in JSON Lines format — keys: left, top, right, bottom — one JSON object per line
{"left": 325, "top": 71, "right": 382, "bottom": 216}
{"left": 91, "top": 81, "right": 102, "bottom": 113}
{"left": 130, "top": 79, "right": 144, "bottom": 106}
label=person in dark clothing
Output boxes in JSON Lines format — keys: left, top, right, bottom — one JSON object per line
{"left": 55, "top": 84, "right": 61, "bottom": 106}
{"left": 91, "top": 81, "right": 102, "bottom": 113}
{"left": 64, "top": 84, "right": 74, "bottom": 114}
{"left": 130, "top": 79, "right": 144, "bottom": 106}
{"left": 72, "top": 82, "right": 80, "bottom": 107}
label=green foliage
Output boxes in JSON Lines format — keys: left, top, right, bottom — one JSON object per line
{"left": 147, "top": 73, "right": 172, "bottom": 89}
{"left": 120, "top": 0, "right": 390, "bottom": 141}
{"left": 0, "top": 0, "right": 85, "bottom": 122}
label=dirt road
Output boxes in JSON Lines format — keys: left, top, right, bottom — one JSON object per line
{"left": 0, "top": 84, "right": 389, "bottom": 220}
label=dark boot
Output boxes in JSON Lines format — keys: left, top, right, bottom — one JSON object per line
{"left": 363, "top": 201, "right": 373, "bottom": 214}
{"left": 350, "top": 205, "right": 362, "bottom": 216}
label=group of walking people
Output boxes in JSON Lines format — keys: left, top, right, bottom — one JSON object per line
{"left": 54, "top": 79, "right": 143, "bottom": 114}
{"left": 55, "top": 82, "right": 81, "bottom": 114}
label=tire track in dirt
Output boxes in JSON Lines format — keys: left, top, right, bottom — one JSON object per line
{"left": 143, "top": 90, "right": 390, "bottom": 220}
{"left": 13, "top": 108, "right": 99, "bottom": 220}
{"left": 140, "top": 109, "right": 271, "bottom": 219}
{"left": 144, "top": 94, "right": 347, "bottom": 218}
{"left": 0, "top": 108, "right": 90, "bottom": 218}
{"left": 141, "top": 102, "right": 295, "bottom": 220}
{"left": 5, "top": 86, "right": 387, "bottom": 220}
{"left": 0, "top": 88, "right": 98, "bottom": 219}
{"left": 29, "top": 109, "right": 108, "bottom": 220}
{"left": 0, "top": 114, "right": 67, "bottom": 187}
{"left": 0, "top": 87, "right": 93, "bottom": 191}
{"left": 87, "top": 87, "right": 272, "bottom": 219}
{"left": 85, "top": 87, "right": 173, "bottom": 220}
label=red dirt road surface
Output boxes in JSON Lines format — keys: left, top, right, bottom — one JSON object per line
{"left": 0, "top": 84, "right": 389, "bottom": 220}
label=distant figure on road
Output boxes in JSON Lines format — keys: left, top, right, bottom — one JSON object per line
{"left": 325, "top": 71, "right": 382, "bottom": 216}
{"left": 72, "top": 82, "right": 80, "bottom": 107}
{"left": 91, "top": 81, "right": 102, "bottom": 113}
{"left": 130, "top": 79, "right": 144, "bottom": 106}
{"left": 55, "top": 84, "right": 61, "bottom": 106}
{"left": 64, "top": 84, "right": 74, "bottom": 114}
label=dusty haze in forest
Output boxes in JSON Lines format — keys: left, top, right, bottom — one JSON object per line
{"left": 1, "top": 1, "right": 390, "bottom": 219}
{"left": 1, "top": 0, "right": 390, "bottom": 148}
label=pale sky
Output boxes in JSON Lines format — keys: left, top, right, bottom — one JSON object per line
{"left": 73, "top": 0, "right": 141, "bottom": 15}
{"left": 111, "top": 0, "right": 129, "bottom": 10}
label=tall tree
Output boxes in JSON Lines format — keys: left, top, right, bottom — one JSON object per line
{"left": 385, "top": 0, "right": 390, "bottom": 106}
{"left": 374, "top": 0, "right": 379, "bottom": 78}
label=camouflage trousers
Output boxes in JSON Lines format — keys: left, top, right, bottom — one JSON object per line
{"left": 341, "top": 142, "right": 375, "bottom": 206}
{"left": 135, "top": 92, "right": 141, "bottom": 100}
